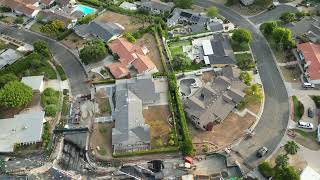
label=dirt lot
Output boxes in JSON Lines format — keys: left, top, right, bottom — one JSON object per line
{"left": 136, "top": 33, "right": 164, "bottom": 72}
{"left": 96, "top": 11, "right": 149, "bottom": 33}
{"left": 143, "top": 105, "right": 172, "bottom": 147}
{"left": 95, "top": 88, "right": 111, "bottom": 117}
{"left": 280, "top": 65, "right": 301, "bottom": 83}
{"left": 201, "top": 71, "right": 215, "bottom": 83}
{"left": 61, "top": 33, "right": 86, "bottom": 50}
{"left": 190, "top": 113, "right": 256, "bottom": 152}
{"left": 268, "top": 146, "right": 307, "bottom": 173}
{"left": 246, "top": 97, "right": 262, "bottom": 115}
{"left": 90, "top": 123, "right": 113, "bottom": 160}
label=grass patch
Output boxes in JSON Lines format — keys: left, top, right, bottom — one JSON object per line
{"left": 311, "top": 96, "right": 320, "bottom": 109}
{"left": 294, "top": 129, "right": 317, "bottom": 141}
{"left": 231, "top": 40, "right": 250, "bottom": 52}
{"left": 113, "top": 146, "right": 179, "bottom": 157}
{"left": 0, "top": 16, "right": 16, "bottom": 24}
{"left": 99, "top": 98, "right": 111, "bottom": 115}
{"left": 235, "top": 53, "right": 255, "bottom": 70}
{"left": 29, "top": 22, "right": 43, "bottom": 33}
{"left": 62, "top": 95, "right": 70, "bottom": 116}
{"left": 292, "top": 96, "right": 304, "bottom": 122}
{"left": 169, "top": 46, "right": 183, "bottom": 57}
{"left": 97, "top": 147, "right": 107, "bottom": 155}
{"left": 56, "top": 65, "right": 67, "bottom": 81}
{"left": 168, "top": 40, "right": 191, "bottom": 57}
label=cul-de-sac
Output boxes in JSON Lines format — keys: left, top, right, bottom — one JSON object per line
{"left": 0, "top": 0, "right": 320, "bottom": 179}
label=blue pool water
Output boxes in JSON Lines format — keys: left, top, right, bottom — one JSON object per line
{"left": 74, "top": 5, "right": 96, "bottom": 15}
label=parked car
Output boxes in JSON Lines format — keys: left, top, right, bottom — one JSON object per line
{"left": 256, "top": 147, "right": 268, "bottom": 158}
{"left": 298, "top": 121, "right": 314, "bottom": 129}
{"left": 195, "top": 71, "right": 203, "bottom": 76}
{"left": 308, "top": 107, "right": 314, "bottom": 118}
{"left": 191, "top": 83, "right": 199, "bottom": 88}
{"left": 302, "top": 82, "right": 315, "bottom": 89}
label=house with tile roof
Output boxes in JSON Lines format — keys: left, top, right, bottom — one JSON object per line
{"left": 107, "top": 38, "right": 158, "bottom": 79}
{"left": 0, "top": 0, "right": 40, "bottom": 18}
{"left": 40, "top": 0, "right": 55, "bottom": 8}
{"left": 38, "top": 9, "right": 77, "bottom": 28}
{"left": 139, "top": 0, "right": 174, "bottom": 14}
{"left": 297, "top": 42, "right": 320, "bottom": 84}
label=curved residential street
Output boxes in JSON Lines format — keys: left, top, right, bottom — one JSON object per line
{"left": 195, "top": 0, "right": 289, "bottom": 168}
{"left": 0, "top": 24, "right": 90, "bottom": 96}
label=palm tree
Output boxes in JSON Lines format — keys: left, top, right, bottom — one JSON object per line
{"left": 284, "top": 141, "right": 299, "bottom": 155}
{"left": 275, "top": 154, "right": 289, "bottom": 169}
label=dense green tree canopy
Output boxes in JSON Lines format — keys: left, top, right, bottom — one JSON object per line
{"left": 280, "top": 12, "right": 296, "bottom": 24}
{"left": 174, "top": 0, "right": 192, "bottom": 9}
{"left": 80, "top": 38, "right": 107, "bottom": 64}
{"left": 272, "top": 27, "right": 294, "bottom": 49}
{"left": 207, "top": 6, "right": 218, "bottom": 17}
{"left": 275, "top": 154, "right": 289, "bottom": 169}
{"left": 40, "top": 20, "right": 65, "bottom": 35}
{"left": 284, "top": 141, "right": 299, "bottom": 155}
{"left": 263, "top": 21, "right": 278, "bottom": 35}
{"left": 0, "top": 81, "right": 33, "bottom": 108}
{"left": 275, "top": 166, "right": 300, "bottom": 180}
{"left": 0, "top": 73, "right": 18, "bottom": 88}
{"left": 232, "top": 28, "right": 252, "bottom": 44}
{"left": 33, "top": 40, "right": 50, "bottom": 58}
{"left": 172, "top": 53, "right": 191, "bottom": 71}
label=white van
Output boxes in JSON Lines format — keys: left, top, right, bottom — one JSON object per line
{"left": 302, "top": 82, "right": 315, "bottom": 89}
{"left": 298, "top": 121, "right": 314, "bottom": 129}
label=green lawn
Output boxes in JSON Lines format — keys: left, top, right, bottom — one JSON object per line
{"left": 30, "top": 22, "right": 42, "bottom": 33}
{"left": 169, "top": 46, "right": 183, "bottom": 57}
{"left": 168, "top": 40, "right": 191, "bottom": 57}
{"left": 292, "top": 96, "right": 304, "bottom": 121}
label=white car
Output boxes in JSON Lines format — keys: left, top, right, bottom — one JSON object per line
{"left": 191, "top": 83, "right": 199, "bottom": 88}
{"left": 298, "top": 121, "right": 314, "bottom": 129}
{"left": 195, "top": 71, "right": 203, "bottom": 76}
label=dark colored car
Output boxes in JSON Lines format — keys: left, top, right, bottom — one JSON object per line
{"left": 256, "top": 147, "right": 268, "bottom": 158}
{"left": 308, "top": 107, "right": 314, "bottom": 118}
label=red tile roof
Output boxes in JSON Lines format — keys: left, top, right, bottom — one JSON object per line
{"left": 40, "top": 0, "right": 54, "bottom": 5}
{"left": 297, "top": 42, "right": 320, "bottom": 81}
{"left": 108, "top": 38, "right": 157, "bottom": 75}
{"left": 0, "top": 0, "right": 39, "bottom": 16}
{"left": 108, "top": 63, "right": 129, "bottom": 79}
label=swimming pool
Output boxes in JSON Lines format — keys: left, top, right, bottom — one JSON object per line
{"left": 73, "top": 5, "right": 96, "bottom": 15}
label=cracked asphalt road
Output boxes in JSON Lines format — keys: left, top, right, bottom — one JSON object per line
{"left": 0, "top": 24, "right": 90, "bottom": 96}
{"left": 195, "top": 0, "right": 289, "bottom": 168}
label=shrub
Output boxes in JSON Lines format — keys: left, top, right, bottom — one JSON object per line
{"left": 77, "top": 13, "right": 97, "bottom": 25}
{"left": 14, "top": 17, "right": 24, "bottom": 24}
{"left": 56, "top": 65, "right": 67, "bottom": 81}
{"left": 45, "top": 104, "right": 58, "bottom": 116}
{"left": 239, "top": 71, "right": 252, "bottom": 85}
{"left": 0, "top": 81, "right": 33, "bottom": 108}
{"left": 80, "top": 38, "right": 107, "bottom": 64}
{"left": 124, "top": 32, "right": 136, "bottom": 43}
{"left": 202, "top": 144, "right": 209, "bottom": 152}
{"left": 258, "top": 161, "right": 275, "bottom": 178}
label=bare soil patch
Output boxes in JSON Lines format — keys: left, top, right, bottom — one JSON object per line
{"left": 136, "top": 33, "right": 163, "bottom": 72}
{"left": 280, "top": 65, "right": 301, "bottom": 83}
{"left": 95, "top": 88, "right": 111, "bottom": 117}
{"left": 268, "top": 146, "right": 307, "bottom": 173}
{"left": 201, "top": 71, "right": 215, "bottom": 83}
{"left": 143, "top": 105, "right": 172, "bottom": 147}
{"left": 90, "top": 123, "right": 113, "bottom": 160}
{"left": 96, "top": 11, "right": 149, "bottom": 33}
{"left": 190, "top": 113, "right": 256, "bottom": 152}
{"left": 61, "top": 33, "right": 86, "bottom": 50}
{"left": 246, "top": 98, "right": 261, "bottom": 114}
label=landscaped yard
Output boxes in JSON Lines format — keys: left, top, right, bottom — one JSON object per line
{"left": 96, "top": 11, "right": 148, "bottom": 33}
{"left": 90, "top": 123, "right": 113, "bottom": 160}
{"left": 226, "top": 0, "right": 272, "bottom": 16}
{"left": 168, "top": 40, "right": 191, "bottom": 57}
{"left": 235, "top": 53, "right": 253, "bottom": 63}
{"left": 95, "top": 88, "right": 112, "bottom": 117}
{"left": 143, "top": 105, "right": 172, "bottom": 148}
{"left": 235, "top": 52, "right": 255, "bottom": 70}
{"left": 292, "top": 129, "right": 320, "bottom": 151}
{"left": 0, "top": 16, "right": 16, "bottom": 24}
{"left": 136, "top": 33, "right": 164, "bottom": 72}
{"left": 30, "top": 22, "right": 42, "bottom": 33}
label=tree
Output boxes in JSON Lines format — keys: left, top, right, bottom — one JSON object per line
{"left": 40, "top": 20, "right": 65, "bottom": 35}
{"left": 258, "top": 161, "right": 275, "bottom": 178}
{"left": 237, "top": 54, "right": 255, "bottom": 70}
{"left": 275, "top": 154, "right": 289, "bottom": 169}
{"left": 0, "top": 156, "right": 5, "bottom": 174}
{"left": 14, "top": 17, "right": 24, "bottom": 24}
{"left": 0, "top": 81, "right": 33, "bottom": 108}
{"left": 284, "top": 141, "right": 299, "bottom": 155}
{"left": 80, "top": 38, "right": 107, "bottom": 64}
{"left": 0, "top": 73, "right": 18, "bottom": 88}
{"left": 124, "top": 32, "right": 136, "bottom": 43}
{"left": 280, "top": 12, "right": 296, "bottom": 24}
{"left": 263, "top": 21, "right": 278, "bottom": 35}
{"left": 207, "top": 6, "right": 218, "bottom": 17}
{"left": 272, "top": 27, "right": 295, "bottom": 50}
{"left": 296, "top": 11, "right": 307, "bottom": 20}
{"left": 275, "top": 166, "right": 300, "bottom": 180}
{"left": 77, "top": 13, "right": 97, "bottom": 25}
{"left": 33, "top": 40, "right": 50, "bottom": 58}
{"left": 245, "top": 83, "right": 263, "bottom": 101}
{"left": 174, "top": 0, "right": 192, "bottom": 9}
{"left": 172, "top": 53, "right": 191, "bottom": 71}
{"left": 232, "top": 28, "right": 252, "bottom": 44}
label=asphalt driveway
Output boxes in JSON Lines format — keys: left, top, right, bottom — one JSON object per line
{"left": 0, "top": 24, "right": 90, "bottom": 96}
{"left": 249, "top": 4, "right": 298, "bottom": 25}
{"left": 195, "top": 0, "right": 289, "bottom": 168}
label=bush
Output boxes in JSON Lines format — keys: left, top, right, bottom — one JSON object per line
{"left": 57, "top": 29, "right": 73, "bottom": 41}
{"left": 239, "top": 71, "right": 252, "bottom": 85}
{"left": 124, "top": 32, "right": 136, "bottom": 43}
{"left": 14, "top": 17, "right": 24, "bottom": 24}
{"left": 202, "top": 144, "right": 209, "bottom": 152}
{"left": 56, "top": 65, "right": 67, "bottom": 80}
{"left": 77, "top": 13, "right": 97, "bottom": 25}
{"left": 80, "top": 38, "right": 107, "bottom": 64}
{"left": 258, "top": 161, "right": 275, "bottom": 178}
{"left": 0, "top": 81, "right": 33, "bottom": 108}
{"left": 292, "top": 96, "right": 304, "bottom": 121}
{"left": 45, "top": 104, "right": 58, "bottom": 116}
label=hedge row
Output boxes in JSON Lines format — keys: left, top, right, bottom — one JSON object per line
{"left": 113, "top": 146, "right": 179, "bottom": 158}
{"left": 91, "top": 79, "right": 116, "bottom": 85}
{"left": 56, "top": 65, "right": 67, "bottom": 81}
